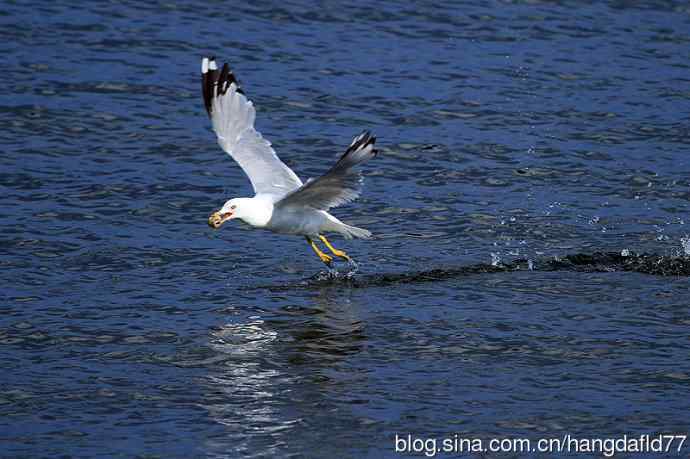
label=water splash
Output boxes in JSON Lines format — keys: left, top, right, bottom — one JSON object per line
{"left": 681, "top": 236, "right": 690, "bottom": 256}
{"left": 313, "top": 268, "right": 340, "bottom": 281}
{"left": 346, "top": 258, "right": 360, "bottom": 277}
{"left": 312, "top": 259, "right": 359, "bottom": 281}
{"left": 621, "top": 249, "right": 630, "bottom": 257}
{"left": 491, "top": 252, "right": 501, "bottom": 267}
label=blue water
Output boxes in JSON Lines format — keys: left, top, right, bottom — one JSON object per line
{"left": 2, "top": 1, "right": 690, "bottom": 458}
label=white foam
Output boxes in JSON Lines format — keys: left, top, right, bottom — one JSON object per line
{"left": 682, "top": 235, "right": 690, "bottom": 256}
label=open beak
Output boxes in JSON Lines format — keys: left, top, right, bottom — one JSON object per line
{"left": 208, "top": 211, "right": 233, "bottom": 229}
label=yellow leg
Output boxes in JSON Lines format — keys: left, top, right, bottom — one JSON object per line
{"left": 319, "top": 235, "right": 352, "bottom": 262}
{"left": 306, "top": 236, "right": 333, "bottom": 265}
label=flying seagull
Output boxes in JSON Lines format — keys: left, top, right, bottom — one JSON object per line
{"left": 202, "top": 57, "right": 377, "bottom": 266}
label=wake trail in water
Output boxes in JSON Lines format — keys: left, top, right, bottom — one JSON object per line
{"left": 253, "top": 251, "right": 690, "bottom": 291}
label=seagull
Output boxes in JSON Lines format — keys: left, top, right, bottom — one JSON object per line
{"left": 202, "top": 57, "right": 377, "bottom": 266}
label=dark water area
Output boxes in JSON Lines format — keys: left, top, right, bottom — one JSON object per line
{"left": 2, "top": 1, "right": 690, "bottom": 458}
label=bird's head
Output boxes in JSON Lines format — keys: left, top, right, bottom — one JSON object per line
{"left": 208, "top": 198, "right": 244, "bottom": 229}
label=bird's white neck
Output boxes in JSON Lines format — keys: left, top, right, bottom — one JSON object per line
{"left": 236, "top": 196, "right": 273, "bottom": 228}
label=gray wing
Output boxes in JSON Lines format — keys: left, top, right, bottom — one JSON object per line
{"left": 276, "top": 131, "right": 377, "bottom": 210}
{"left": 202, "top": 57, "right": 303, "bottom": 197}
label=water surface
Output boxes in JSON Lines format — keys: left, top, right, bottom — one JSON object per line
{"left": 2, "top": 1, "right": 690, "bottom": 457}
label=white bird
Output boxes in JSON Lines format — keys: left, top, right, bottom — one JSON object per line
{"left": 202, "top": 57, "right": 377, "bottom": 266}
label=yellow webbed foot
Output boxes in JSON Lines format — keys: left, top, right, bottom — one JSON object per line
{"left": 319, "top": 235, "right": 352, "bottom": 262}
{"left": 306, "top": 237, "right": 333, "bottom": 266}
{"left": 318, "top": 252, "right": 333, "bottom": 265}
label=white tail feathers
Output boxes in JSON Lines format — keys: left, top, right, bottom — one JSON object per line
{"left": 340, "top": 224, "right": 372, "bottom": 240}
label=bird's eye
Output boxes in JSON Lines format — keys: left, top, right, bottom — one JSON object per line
{"left": 231, "top": 205, "right": 236, "bottom": 210}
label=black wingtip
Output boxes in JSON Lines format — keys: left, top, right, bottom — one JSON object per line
{"left": 201, "top": 57, "right": 245, "bottom": 116}
{"left": 345, "top": 130, "right": 376, "bottom": 154}
{"left": 334, "top": 130, "right": 378, "bottom": 169}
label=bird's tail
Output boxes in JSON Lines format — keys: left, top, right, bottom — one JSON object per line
{"left": 340, "top": 223, "right": 372, "bottom": 240}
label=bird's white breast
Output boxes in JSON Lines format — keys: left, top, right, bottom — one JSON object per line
{"left": 240, "top": 196, "right": 274, "bottom": 228}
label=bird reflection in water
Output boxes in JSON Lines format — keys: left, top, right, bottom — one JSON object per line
{"left": 201, "top": 286, "right": 366, "bottom": 455}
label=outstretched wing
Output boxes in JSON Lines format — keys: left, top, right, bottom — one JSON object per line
{"left": 201, "top": 57, "right": 303, "bottom": 197}
{"left": 276, "top": 131, "right": 377, "bottom": 211}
